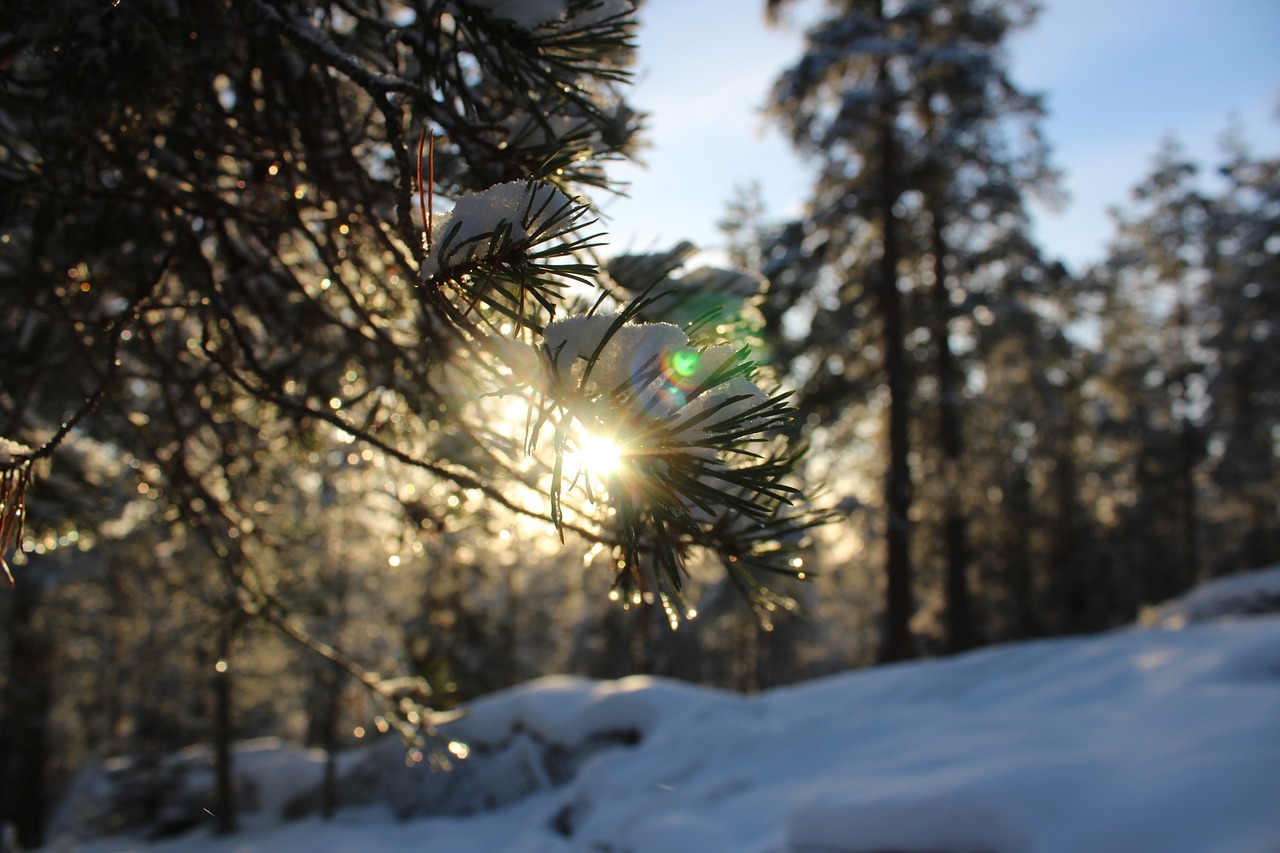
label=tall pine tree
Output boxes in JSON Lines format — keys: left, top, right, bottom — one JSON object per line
{"left": 765, "top": 0, "right": 1057, "bottom": 657}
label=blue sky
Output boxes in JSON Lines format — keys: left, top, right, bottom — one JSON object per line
{"left": 599, "top": 0, "right": 1280, "bottom": 272}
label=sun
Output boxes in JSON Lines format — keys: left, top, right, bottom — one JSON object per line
{"left": 570, "top": 431, "right": 625, "bottom": 478}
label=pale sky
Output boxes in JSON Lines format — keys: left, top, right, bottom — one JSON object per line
{"left": 599, "top": 0, "right": 1280, "bottom": 273}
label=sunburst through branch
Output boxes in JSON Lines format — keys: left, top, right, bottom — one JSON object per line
{"left": 568, "top": 431, "right": 625, "bottom": 479}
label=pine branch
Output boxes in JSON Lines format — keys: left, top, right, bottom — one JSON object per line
{"left": 533, "top": 299, "right": 830, "bottom": 621}
{"left": 129, "top": 418, "right": 462, "bottom": 747}
{"left": 250, "top": 0, "right": 427, "bottom": 266}
{"left": 199, "top": 334, "right": 605, "bottom": 545}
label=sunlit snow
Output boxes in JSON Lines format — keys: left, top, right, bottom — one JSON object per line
{"left": 46, "top": 568, "right": 1280, "bottom": 853}
{"left": 0, "top": 436, "right": 32, "bottom": 464}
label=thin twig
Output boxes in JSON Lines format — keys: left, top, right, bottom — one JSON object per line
{"left": 2, "top": 251, "right": 174, "bottom": 472}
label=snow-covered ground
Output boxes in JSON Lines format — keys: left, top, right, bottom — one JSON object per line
{"left": 43, "top": 567, "right": 1280, "bottom": 853}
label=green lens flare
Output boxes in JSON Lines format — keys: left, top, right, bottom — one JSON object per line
{"left": 670, "top": 349, "right": 699, "bottom": 378}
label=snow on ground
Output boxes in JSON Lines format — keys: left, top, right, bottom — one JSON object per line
{"left": 44, "top": 568, "right": 1280, "bottom": 853}
{"left": 1145, "top": 564, "right": 1280, "bottom": 629}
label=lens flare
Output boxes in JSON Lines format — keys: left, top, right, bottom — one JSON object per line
{"left": 668, "top": 348, "right": 700, "bottom": 380}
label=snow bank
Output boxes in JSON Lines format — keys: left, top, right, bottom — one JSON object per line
{"left": 48, "top": 614, "right": 1280, "bottom": 853}
{"left": 1145, "top": 564, "right": 1280, "bottom": 627}
{"left": 284, "top": 676, "right": 731, "bottom": 824}
{"left": 788, "top": 791, "right": 1033, "bottom": 853}
{"left": 46, "top": 738, "right": 347, "bottom": 843}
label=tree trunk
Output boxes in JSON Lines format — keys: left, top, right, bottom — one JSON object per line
{"left": 1172, "top": 292, "right": 1201, "bottom": 587}
{"left": 1246, "top": 495, "right": 1276, "bottom": 571}
{"left": 1178, "top": 415, "right": 1201, "bottom": 585}
{"left": 212, "top": 620, "right": 236, "bottom": 835}
{"left": 320, "top": 661, "right": 340, "bottom": 819}
{"left": 931, "top": 241, "right": 973, "bottom": 651}
{"left": 1005, "top": 463, "right": 1039, "bottom": 638}
{"left": 1047, "top": 444, "right": 1092, "bottom": 632}
{"left": 924, "top": 156, "right": 973, "bottom": 654}
{"left": 0, "top": 577, "right": 53, "bottom": 848}
{"left": 874, "top": 36, "right": 916, "bottom": 663}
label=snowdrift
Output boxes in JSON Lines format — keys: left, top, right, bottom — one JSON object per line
{"left": 48, "top": 568, "right": 1280, "bottom": 853}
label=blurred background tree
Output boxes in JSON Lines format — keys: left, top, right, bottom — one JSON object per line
{"left": 753, "top": 0, "right": 1276, "bottom": 662}
{"left": 763, "top": 0, "right": 1060, "bottom": 659}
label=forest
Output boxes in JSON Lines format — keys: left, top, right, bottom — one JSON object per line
{"left": 0, "top": 0, "right": 1276, "bottom": 847}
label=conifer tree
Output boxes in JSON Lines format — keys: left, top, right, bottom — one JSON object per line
{"left": 1200, "top": 137, "right": 1280, "bottom": 573}
{"left": 765, "top": 0, "right": 1056, "bottom": 657}
{"left": 1089, "top": 133, "right": 1280, "bottom": 591}
{"left": 1088, "top": 139, "right": 1211, "bottom": 600}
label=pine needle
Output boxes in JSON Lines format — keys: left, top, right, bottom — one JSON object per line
{"left": 0, "top": 450, "right": 33, "bottom": 584}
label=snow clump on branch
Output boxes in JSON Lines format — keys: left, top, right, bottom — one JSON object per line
{"left": 0, "top": 438, "right": 32, "bottom": 466}
{"left": 422, "top": 180, "right": 578, "bottom": 279}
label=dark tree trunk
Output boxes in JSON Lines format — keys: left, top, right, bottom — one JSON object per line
{"left": 874, "top": 36, "right": 916, "bottom": 664}
{"left": 925, "top": 189, "right": 973, "bottom": 653}
{"left": 0, "top": 577, "right": 53, "bottom": 849}
{"left": 1004, "top": 463, "right": 1039, "bottom": 638}
{"left": 1246, "top": 496, "right": 1276, "bottom": 571}
{"left": 212, "top": 621, "right": 236, "bottom": 835}
{"left": 913, "top": 74, "right": 973, "bottom": 653}
{"left": 319, "top": 661, "right": 341, "bottom": 819}
{"left": 1047, "top": 445, "right": 1094, "bottom": 632}
{"left": 1173, "top": 295, "right": 1201, "bottom": 588}
{"left": 1178, "top": 416, "right": 1201, "bottom": 585}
